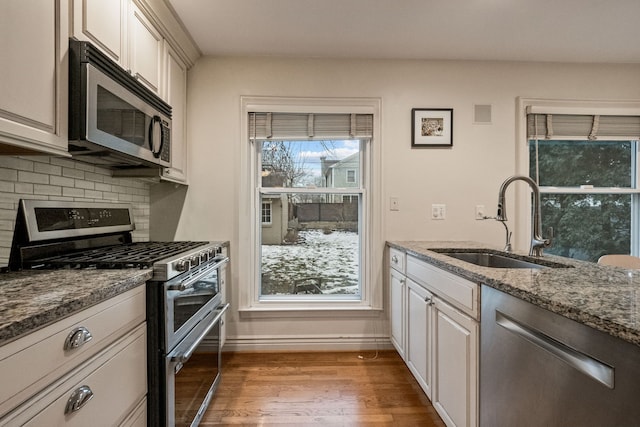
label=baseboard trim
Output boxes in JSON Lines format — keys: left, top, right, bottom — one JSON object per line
{"left": 220, "top": 335, "right": 394, "bottom": 352}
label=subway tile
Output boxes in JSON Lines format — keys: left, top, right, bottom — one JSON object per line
{"left": 0, "top": 181, "right": 14, "bottom": 192}
{"left": 34, "top": 163, "right": 62, "bottom": 176}
{"left": 62, "top": 167, "right": 85, "bottom": 180}
{"left": 62, "top": 187, "right": 85, "bottom": 198}
{"left": 50, "top": 175, "right": 75, "bottom": 187}
{"left": 95, "top": 183, "right": 112, "bottom": 192}
{"left": 74, "top": 162, "right": 95, "bottom": 172}
{"left": 84, "top": 190, "right": 103, "bottom": 199}
{"left": 15, "top": 182, "right": 34, "bottom": 194}
{"left": 17, "top": 171, "right": 49, "bottom": 185}
{"left": 50, "top": 157, "right": 78, "bottom": 169}
{"left": 0, "top": 168, "right": 17, "bottom": 181}
{"left": 0, "top": 220, "right": 13, "bottom": 231}
{"left": 0, "top": 157, "right": 33, "bottom": 171}
{"left": 34, "top": 184, "right": 62, "bottom": 196}
{"left": 84, "top": 171, "right": 105, "bottom": 183}
{"left": 75, "top": 180, "right": 95, "bottom": 190}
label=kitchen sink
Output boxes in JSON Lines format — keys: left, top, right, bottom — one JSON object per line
{"left": 432, "top": 250, "right": 573, "bottom": 269}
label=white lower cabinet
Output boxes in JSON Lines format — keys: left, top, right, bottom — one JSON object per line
{"left": 0, "top": 287, "right": 147, "bottom": 426}
{"left": 432, "top": 297, "right": 478, "bottom": 427}
{"left": 389, "top": 247, "right": 479, "bottom": 427}
{"left": 406, "top": 278, "right": 433, "bottom": 398}
{"left": 2, "top": 325, "right": 147, "bottom": 426}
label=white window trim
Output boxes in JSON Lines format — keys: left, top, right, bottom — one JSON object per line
{"left": 517, "top": 97, "right": 640, "bottom": 255}
{"left": 239, "top": 96, "right": 383, "bottom": 315}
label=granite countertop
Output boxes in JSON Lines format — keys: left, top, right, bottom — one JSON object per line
{"left": 388, "top": 240, "right": 640, "bottom": 347}
{"left": 0, "top": 269, "right": 152, "bottom": 346}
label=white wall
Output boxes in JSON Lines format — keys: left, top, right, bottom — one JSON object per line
{"left": 168, "top": 57, "right": 640, "bottom": 350}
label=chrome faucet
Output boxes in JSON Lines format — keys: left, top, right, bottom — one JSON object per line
{"left": 495, "top": 175, "right": 552, "bottom": 257}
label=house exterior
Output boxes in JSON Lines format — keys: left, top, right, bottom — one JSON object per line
{"left": 261, "top": 194, "right": 289, "bottom": 245}
{"left": 321, "top": 153, "right": 359, "bottom": 202}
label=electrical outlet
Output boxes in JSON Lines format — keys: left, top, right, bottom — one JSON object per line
{"left": 475, "top": 205, "right": 485, "bottom": 220}
{"left": 390, "top": 197, "right": 400, "bottom": 211}
{"left": 431, "top": 204, "right": 446, "bottom": 220}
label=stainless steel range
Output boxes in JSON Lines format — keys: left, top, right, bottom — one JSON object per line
{"left": 8, "top": 199, "right": 229, "bottom": 427}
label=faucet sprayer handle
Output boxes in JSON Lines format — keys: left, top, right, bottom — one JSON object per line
{"left": 545, "top": 226, "right": 554, "bottom": 247}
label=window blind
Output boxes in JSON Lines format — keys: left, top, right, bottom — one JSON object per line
{"left": 249, "top": 112, "right": 373, "bottom": 140}
{"left": 527, "top": 113, "right": 640, "bottom": 140}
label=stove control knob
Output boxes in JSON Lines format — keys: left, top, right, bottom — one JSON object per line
{"left": 175, "top": 259, "right": 189, "bottom": 272}
{"left": 200, "top": 251, "right": 209, "bottom": 262}
{"left": 190, "top": 255, "right": 200, "bottom": 266}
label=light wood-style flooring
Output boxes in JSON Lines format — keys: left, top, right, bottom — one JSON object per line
{"left": 201, "top": 350, "right": 446, "bottom": 426}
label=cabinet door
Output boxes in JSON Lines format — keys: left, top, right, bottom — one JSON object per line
{"left": 389, "top": 268, "right": 406, "bottom": 358}
{"left": 406, "top": 278, "right": 433, "bottom": 398}
{"left": 0, "top": 0, "right": 68, "bottom": 155}
{"left": 432, "top": 297, "right": 478, "bottom": 427}
{"left": 161, "top": 42, "right": 188, "bottom": 183}
{"left": 129, "top": 3, "right": 162, "bottom": 94}
{"left": 71, "top": 0, "right": 126, "bottom": 64}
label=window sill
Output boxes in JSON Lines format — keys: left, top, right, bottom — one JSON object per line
{"left": 238, "top": 304, "right": 383, "bottom": 319}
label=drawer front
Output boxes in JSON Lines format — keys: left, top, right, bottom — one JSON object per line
{"left": 1, "top": 324, "right": 147, "bottom": 426}
{"left": 389, "top": 247, "right": 406, "bottom": 273}
{"left": 406, "top": 255, "right": 478, "bottom": 318}
{"left": 0, "top": 286, "right": 145, "bottom": 416}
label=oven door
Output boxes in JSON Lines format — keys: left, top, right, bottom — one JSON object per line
{"left": 166, "top": 302, "right": 229, "bottom": 427}
{"left": 165, "top": 257, "right": 229, "bottom": 350}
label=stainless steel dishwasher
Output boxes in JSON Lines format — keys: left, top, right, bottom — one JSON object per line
{"left": 481, "top": 285, "right": 640, "bottom": 427}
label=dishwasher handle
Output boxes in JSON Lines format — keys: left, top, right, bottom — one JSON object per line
{"left": 496, "top": 310, "right": 615, "bottom": 389}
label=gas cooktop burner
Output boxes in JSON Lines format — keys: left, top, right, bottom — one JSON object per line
{"left": 28, "top": 241, "right": 209, "bottom": 269}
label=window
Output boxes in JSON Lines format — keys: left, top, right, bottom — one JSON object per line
{"left": 346, "top": 169, "right": 356, "bottom": 184}
{"left": 240, "top": 97, "right": 382, "bottom": 312}
{"left": 524, "top": 101, "right": 640, "bottom": 262}
{"left": 257, "top": 137, "right": 367, "bottom": 299}
{"left": 261, "top": 202, "right": 272, "bottom": 225}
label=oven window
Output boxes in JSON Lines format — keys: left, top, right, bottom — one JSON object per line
{"left": 172, "top": 270, "right": 219, "bottom": 333}
{"left": 96, "top": 85, "right": 147, "bottom": 146}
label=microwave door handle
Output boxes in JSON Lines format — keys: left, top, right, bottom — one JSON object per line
{"left": 149, "top": 115, "right": 163, "bottom": 158}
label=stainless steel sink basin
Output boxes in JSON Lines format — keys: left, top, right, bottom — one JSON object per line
{"left": 432, "top": 250, "right": 573, "bottom": 269}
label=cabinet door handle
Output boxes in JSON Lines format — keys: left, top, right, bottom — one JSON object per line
{"left": 64, "top": 326, "right": 93, "bottom": 351}
{"left": 64, "top": 385, "right": 94, "bottom": 414}
{"left": 391, "top": 255, "right": 398, "bottom": 263}
{"left": 425, "top": 297, "right": 434, "bottom": 306}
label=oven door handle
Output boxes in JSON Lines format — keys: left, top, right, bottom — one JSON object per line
{"left": 171, "top": 303, "right": 229, "bottom": 364}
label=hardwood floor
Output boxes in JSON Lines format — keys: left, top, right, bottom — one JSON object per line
{"left": 201, "top": 350, "right": 446, "bottom": 426}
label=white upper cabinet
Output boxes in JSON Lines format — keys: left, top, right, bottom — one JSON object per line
{"left": 161, "top": 42, "right": 188, "bottom": 183}
{"left": 129, "top": 2, "right": 163, "bottom": 94}
{"left": 71, "top": 0, "right": 127, "bottom": 65}
{"left": 0, "top": 0, "right": 68, "bottom": 156}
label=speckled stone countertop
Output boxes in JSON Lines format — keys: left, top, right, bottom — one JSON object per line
{"left": 388, "top": 241, "right": 640, "bottom": 347}
{"left": 0, "top": 269, "right": 152, "bottom": 346}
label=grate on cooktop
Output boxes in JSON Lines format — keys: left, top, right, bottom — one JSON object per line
{"left": 28, "top": 241, "right": 209, "bottom": 269}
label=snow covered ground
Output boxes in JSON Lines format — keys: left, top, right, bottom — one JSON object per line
{"left": 261, "top": 229, "right": 359, "bottom": 295}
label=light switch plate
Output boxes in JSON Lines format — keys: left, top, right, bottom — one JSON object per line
{"left": 432, "top": 204, "right": 446, "bottom": 220}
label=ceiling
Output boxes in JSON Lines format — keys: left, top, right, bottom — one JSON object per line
{"left": 167, "top": 0, "right": 640, "bottom": 63}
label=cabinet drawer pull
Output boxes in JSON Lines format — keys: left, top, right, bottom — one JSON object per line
{"left": 64, "top": 385, "right": 94, "bottom": 414}
{"left": 64, "top": 326, "right": 93, "bottom": 351}
{"left": 392, "top": 255, "right": 399, "bottom": 264}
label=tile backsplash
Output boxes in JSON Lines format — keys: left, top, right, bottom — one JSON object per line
{"left": 0, "top": 156, "right": 151, "bottom": 268}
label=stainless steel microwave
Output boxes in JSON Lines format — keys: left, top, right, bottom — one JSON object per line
{"left": 68, "top": 38, "right": 171, "bottom": 169}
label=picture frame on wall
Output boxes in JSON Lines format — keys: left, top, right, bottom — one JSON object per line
{"left": 411, "top": 108, "right": 453, "bottom": 148}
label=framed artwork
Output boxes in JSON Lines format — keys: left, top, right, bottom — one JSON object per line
{"left": 411, "top": 108, "right": 453, "bottom": 148}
